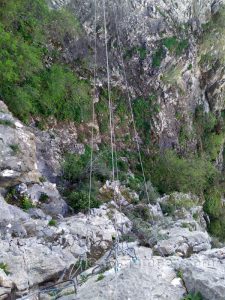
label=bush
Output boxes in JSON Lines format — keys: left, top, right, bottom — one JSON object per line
{"left": 0, "top": 119, "right": 15, "bottom": 127}
{"left": 62, "top": 147, "right": 91, "bottom": 182}
{"left": 0, "top": 263, "right": 10, "bottom": 275}
{"left": 183, "top": 292, "right": 203, "bottom": 300}
{"left": 149, "top": 150, "right": 219, "bottom": 195}
{"left": 132, "top": 95, "right": 159, "bottom": 144}
{"left": 160, "top": 193, "right": 198, "bottom": 216}
{"left": 0, "top": 0, "right": 91, "bottom": 124}
{"left": 152, "top": 47, "right": 164, "bottom": 67}
{"left": 203, "top": 188, "right": 222, "bottom": 219}
{"left": 39, "top": 193, "right": 49, "bottom": 203}
{"left": 20, "top": 196, "right": 34, "bottom": 211}
{"left": 163, "top": 37, "right": 189, "bottom": 55}
{"left": 67, "top": 191, "right": 101, "bottom": 213}
{"left": 9, "top": 144, "right": 20, "bottom": 155}
{"left": 48, "top": 219, "right": 57, "bottom": 227}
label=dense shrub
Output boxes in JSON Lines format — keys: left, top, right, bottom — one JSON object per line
{"left": 67, "top": 191, "right": 101, "bottom": 213}
{"left": 132, "top": 95, "right": 160, "bottom": 144}
{"left": 183, "top": 292, "right": 202, "bottom": 300}
{"left": 149, "top": 150, "right": 219, "bottom": 195}
{"left": 162, "top": 37, "right": 189, "bottom": 56}
{"left": 0, "top": 0, "right": 91, "bottom": 124}
{"left": 62, "top": 149, "right": 91, "bottom": 183}
{"left": 203, "top": 188, "right": 222, "bottom": 218}
{"left": 152, "top": 47, "right": 164, "bottom": 67}
{"left": 194, "top": 105, "right": 225, "bottom": 162}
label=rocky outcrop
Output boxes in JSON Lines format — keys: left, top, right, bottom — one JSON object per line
{"left": 0, "top": 194, "right": 131, "bottom": 298}
{"left": 48, "top": 0, "right": 225, "bottom": 152}
{"left": 0, "top": 101, "right": 40, "bottom": 187}
{"left": 75, "top": 246, "right": 186, "bottom": 300}
{"left": 74, "top": 245, "right": 225, "bottom": 300}
{"left": 173, "top": 247, "right": 225, "bottom": 300}
{"left": 18, "top": 182, "right": 68, "bottom": 217}
{"left": 152, "top": 193, "right": 211, "bottom": 257}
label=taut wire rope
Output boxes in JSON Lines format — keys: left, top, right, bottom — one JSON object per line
{"left": 112, "top": 1, "right": 150, "bottom": 205}
{"left": 103, "top": 0, "right": 119, "bottom": 298}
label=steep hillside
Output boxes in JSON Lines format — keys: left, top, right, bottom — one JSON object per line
{"left": 1, "top": 0, "right": 225, "bottom": 299}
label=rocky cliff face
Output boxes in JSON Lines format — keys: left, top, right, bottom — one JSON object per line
{"left": 1, "top": 0, "right": 225, "bottom": 299}
{"left": 49, "top": 0, "right": 225, "bottom": 153}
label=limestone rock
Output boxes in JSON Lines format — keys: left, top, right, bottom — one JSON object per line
{"left": 74, "top": 246, "right": 186, "bottom": 300}
{"left": 0, "top": 198, "right": 132, "bottom": 295}
{"left": 0, "top": 101, "right": 40, "bottom": 187}
{"left": 0, "top": 269, "right": 13, "bottom": 289}
{"left": 173, "top": 248, "right": 225, "bottom": 300}
{"left": 26, "top": 182, "right": 68, "bottom": 217}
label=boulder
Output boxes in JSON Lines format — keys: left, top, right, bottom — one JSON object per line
{"left": 74, "top": 246, "right": 186, "bottom": 300}
{"left": 0, "top": 200, "right": 132, "bottom": 295}
{"left": 26, "top": 182, "right": 68, "bottom": 217}
{"left": 173, "top": 248, "right": 225, "bottom": 300}
{"left": 154, "top": 227, "right": 211, "bottom": 257}
{"left": 0, "top": 101, "right": 40, "bottom": 187}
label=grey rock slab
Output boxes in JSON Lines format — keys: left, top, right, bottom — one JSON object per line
{"left": 75, "top": 246, "right": 186, "bottom": 300}
{"left": 173, "top": 248, "right": 225, "bottom": 300}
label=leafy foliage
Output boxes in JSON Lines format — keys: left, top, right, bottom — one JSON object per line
{"left": 182, "top": 292, "right": 203, "bottom": 300}
{"left": 152, "top": 47, "right": 164, "bottom": 67}
{"left": 152, "top": 37, "right": 189, "bottom": 67}
{"left": 67, "top": 191, "right": 101, "bottom": 213}
{"left": 0, "top": 0, "right": 91, "bottom": 124}
{"left": 62, "top": 147, "right": 92, "bottom": 183}
{"left": 20, "top": 196, "right": 34, "bottom": 211}
{"left": 0, "top": 263, "right": 10, "bottom": 275}
{"left": 204, "top": 188, "right": 222, "bottom": 218}
{"left": 48, "top": 219, "right": 57, "bottom": 226}
{"left": 194, "top": 105, "right": 225, "bottom": 161}
{"left": 162, "top": 37, "right": 189, "bottom": 55}
{"left": 132, "top": 94, "right": 160, "bottom": 144}
{"left": 148, "top": 150, "right": 219, "bottom": 195}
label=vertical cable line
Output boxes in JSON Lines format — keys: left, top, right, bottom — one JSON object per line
{"left": 113, "top": 2, "right": 165, "bottom": 259}
{"left": 113, "top": 2, "right": 150, "bottom": 204}
{"left": 88, "top": 0, "right": 98, "bottom": 215}
{"left": 103, "top": 0, "right": 115, "bottom": 182}
{"left": 103, "top": 1, "right": 119, "bottom": 298}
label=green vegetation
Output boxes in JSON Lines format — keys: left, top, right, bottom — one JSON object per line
{"left": 152, "top": 47, "right": 164, "bottom": 67}
{"left": 96, "top": 273, "right": 105, "bottom": 282}
{"left": 124, "top": 45, "right": 147, "bottom": 60}
{"left": 6, "top": 189, "right": 35, "bottom": 211}
{"left": 48, "top": 219, "right": 57, "bottom": 227}
{"left": 0, "top": 119, "right": 15, "bottom": 127}
{"left": 62, "top": 148, "right": 92, "bottom": 183}
{"left": 39, "top": 193, "right": 49, "bottom": 203}
{"left": 148, "top": 150, "right": 219, "bottom": 195}
{"left": 204, "top": 188, "right": 222, "bottom": 218}
{"left": 9, "top": 143, "right": 20, "bottom": 155}
{"left": 0, "top": 263, "right": 10, "bottom": 275}
{"left": 161, "top": 64, "right": 183, "bottom": 87}
{"left": 95, "top": 87, "right": 129, "bottom": 134}
{"left": 67, "top": 191, "right": 101, "bottom": 213}
{"left": 0, "top": 0, "right": 91, "bottom": 124}
{"left": 194, "top": 105, "right": 225, "bottom": 162}
{"left": 177, "top": 269, "right": 183, "bottom": 279}
{"left": 160, "top": 193, "right": 198, "bottom": 216}
{"left": 152, "top": 37, "right": 189, "bottom": 67}
{"left": 183, "top": 292, "right": 203, "bottom": 300}
{"left": 21, "top": 196, "right": 34, "bottom": 211}
{"left": 132, "top": 94, "right": 160, "bottom": 144}
{"left": 200, "top": 6, "right": 225, "bottom": 66}
{"left": 73, "top": 259, "right": 91, "bottom": 272}
{"left": 203, "top": 187, "right": 225, "bottom": 240}
{"left": 162, "top": 37, "right": 189, "bottom": 56}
